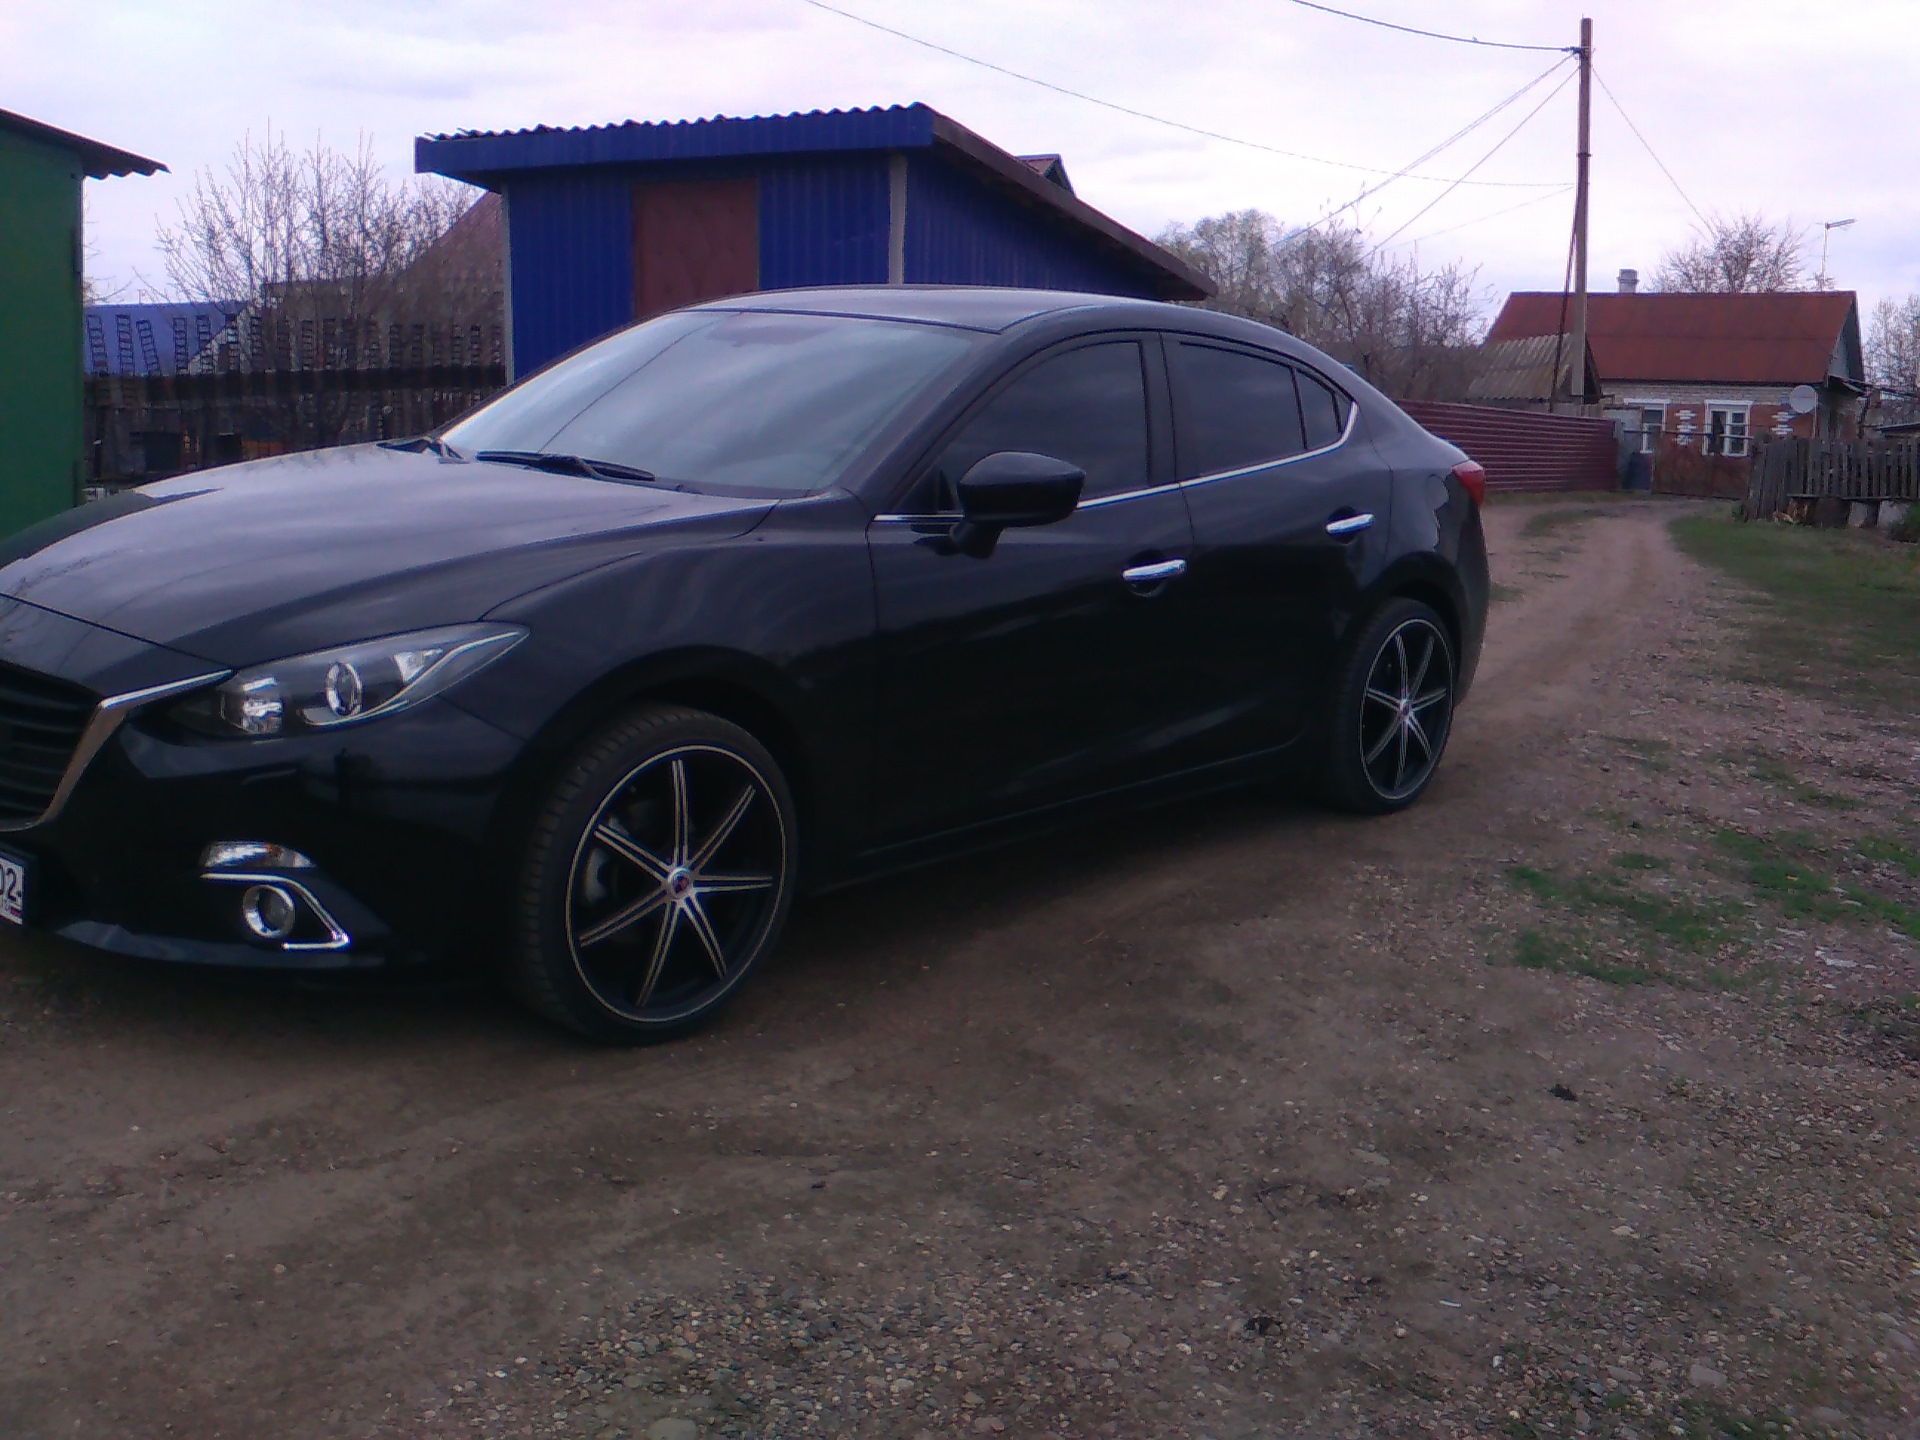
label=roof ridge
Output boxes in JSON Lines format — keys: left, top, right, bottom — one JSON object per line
{"left": 426, "top": 102, "right": 930, "bottom": 144}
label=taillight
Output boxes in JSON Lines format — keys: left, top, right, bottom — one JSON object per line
{"left": 1451, "top": 460, "right": 1487, "bottom": 507}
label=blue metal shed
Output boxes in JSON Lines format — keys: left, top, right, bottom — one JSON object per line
{"left": 414, "top": 104, "right": 1213, "bottom": 378}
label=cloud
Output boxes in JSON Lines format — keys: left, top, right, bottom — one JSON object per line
{"left": 31, "top": 0, "right": 1920, "bottom": 316}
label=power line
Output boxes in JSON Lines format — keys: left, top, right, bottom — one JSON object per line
{"left": 1369, "top": 66, "right": 1577, "bottom": 252}
{"left": 1401, "top": 183, "right": 1575, "bottom": 247}
{"left": 1285, "top": 0, "right": 1575, "bottom": 54}
{"left": 1310, "top": 56, "right": 1570, "bottom": 232}
{"left": 799, "top": 0, "right": 1565, "bottom": 188}
{"left": 1592, "top": 65, "right": 1708, "bottom": 227}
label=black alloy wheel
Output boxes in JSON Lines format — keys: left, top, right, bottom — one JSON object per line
{"left": 1320, "top": 598, "right": 1456, "bottom": 814}
{"left": 510, "top": 706, "right": 797, "bottom": 1042}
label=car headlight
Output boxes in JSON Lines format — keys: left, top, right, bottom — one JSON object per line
{"left": 173, "top": 623, "right": 526, "bottom": 737}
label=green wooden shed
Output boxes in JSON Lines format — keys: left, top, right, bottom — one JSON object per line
{"left": 0, "top": 109, "right": 162, "bottom": 537}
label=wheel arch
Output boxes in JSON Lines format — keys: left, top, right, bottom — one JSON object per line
{"left": 479, "top": 649, "right": 829, "bottom": 914}
{"left": 1366, "top": 555, "right": 1468, "bottom": 669}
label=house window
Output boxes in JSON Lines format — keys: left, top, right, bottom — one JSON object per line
{"left": 1637, "top": 405, "right": 1665, "bottom": 453}
{"left": 1705, "top": 405, "right": 1749, "bottom": 457}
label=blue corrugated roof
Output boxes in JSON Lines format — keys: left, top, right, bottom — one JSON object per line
{"left": 416, "top": 102, "right": 1212, "bottom": 303}
{"left": 84, "top": 302, "right": 243, "bottom": 377}
{"left": 417, "top": 105, "right": 938, "bottom": 180}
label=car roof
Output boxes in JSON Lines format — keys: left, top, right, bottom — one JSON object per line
{"left": 697, "top": 285, "right": 1173, "bottom": 334}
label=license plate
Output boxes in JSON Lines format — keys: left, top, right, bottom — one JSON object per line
{"left": 0, "top": 851, "right": 25, "bottom": 926}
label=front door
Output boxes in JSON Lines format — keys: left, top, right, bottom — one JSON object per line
{"left": 1165, "top": 337, "right": 1395, "bottom": 756}
{"left": 867, "top": 338, "right": 1203, "bottom": 844}
{"left": 630, "top": 178, "right": 760, "bottom": 319}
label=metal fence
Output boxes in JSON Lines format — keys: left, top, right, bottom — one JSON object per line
{"left": 1743, "top": 437, "right": 1920, "bottom": 519}
{"left": 1396, "top": 400, "right": 1619, "bottom": 493}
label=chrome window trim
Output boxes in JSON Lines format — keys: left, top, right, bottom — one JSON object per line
{"left": 0, "top": 670, "right": 230, "bottom": 834}
{"left": 198, "top": 871, "right": 352, "bottom": 952}
{"left": 872, "top": 344, "right": 1359, "bottom": 523}
{"left": 1172, "top": 393, "right": 1359, "bottom": 491}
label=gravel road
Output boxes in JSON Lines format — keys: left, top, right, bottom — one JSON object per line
{"left": 3, "top": 500, "right": 1915, "bottom": 1438}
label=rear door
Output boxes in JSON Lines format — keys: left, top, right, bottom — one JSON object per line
{"left": 866, "top": 336, "right": 1206, "bottom": 843}
{"left": 1166, "top": 337, "right": 1394, "bottom": 756}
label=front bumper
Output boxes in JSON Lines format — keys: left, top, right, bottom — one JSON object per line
{"left": 0, "top": 598, "right": 527, "bottom": 970}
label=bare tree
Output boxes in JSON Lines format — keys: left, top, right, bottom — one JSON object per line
{"left": 1156, "top": 210, "right": 1487, "bottom": 399}
{"left": 1867, "top": 295, "right": 1920, "bottom": 425}
{"left": 1651, "top": 211, "right": 1806, "bottom": 293}
{"left": 156, "top": 125, "right": 496, "bottom": 447}
{"left": 159, "top": 124, "right": 472, "bottom": 317}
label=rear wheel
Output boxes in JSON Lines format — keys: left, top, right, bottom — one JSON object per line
{"left": 1319, "top": 598, "right": 1456, "bottom": 814}
{"left": 508, "top": 706, "right": 797, "bottom": 1042}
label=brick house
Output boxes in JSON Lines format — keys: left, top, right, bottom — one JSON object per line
{"left": 1485, "top": 279, "right": 1865, "bottom": 457}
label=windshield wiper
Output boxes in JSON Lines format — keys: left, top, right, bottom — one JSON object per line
{"left": 378, "top": 434, "right": 463, "bottom": 459}
{"left": 474, "top": 450, "right": 657, "bottom": 484}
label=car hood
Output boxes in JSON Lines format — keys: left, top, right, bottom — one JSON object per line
{"left": 0, "top": 447, "right": 775, "bottom": 665}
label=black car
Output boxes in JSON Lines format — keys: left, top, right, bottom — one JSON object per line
{"left": 0, "top": 287, "right": 1487, "bottom": 1041}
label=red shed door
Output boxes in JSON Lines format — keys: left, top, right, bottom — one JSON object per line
{"left": 631, "top": 178, "right": 760, "bottom": 319}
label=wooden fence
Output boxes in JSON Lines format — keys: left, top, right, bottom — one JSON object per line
{"left": 87, "top": 361, "right": 506, "bottom": 485}
{"left": 1743, "top": 437, "right": 1920, "bottom": 519}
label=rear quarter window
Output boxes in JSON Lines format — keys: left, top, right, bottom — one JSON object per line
{"left": 1296, "top": 368, "right": 1351, "bottom": 451}
{"left": 1171, "top": 342, "right": 1307, "bottom": 479}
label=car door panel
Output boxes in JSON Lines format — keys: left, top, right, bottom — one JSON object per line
{"left": 866, "top": 337, "right": 1206, "bottom": 844}
{"left": 1168, "top": 339, "right": 1395, "bottom": 757}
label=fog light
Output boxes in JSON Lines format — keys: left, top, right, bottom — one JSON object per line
{"left": 201, "top": 841, "right": 314, "bottom": 870}
{"left": 240, "top": 884, "right": 298, "bottom": 941}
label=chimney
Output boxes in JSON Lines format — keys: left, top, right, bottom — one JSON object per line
{"left": 1617, "top": 268, "right": 1639, "bottom": 294}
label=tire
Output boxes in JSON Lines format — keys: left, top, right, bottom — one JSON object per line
{"left": 1318, "top": 598, "right": 1457, "bottom": 815}
{"left": 507, "top": 705, "right": 798, "bottom": 1043}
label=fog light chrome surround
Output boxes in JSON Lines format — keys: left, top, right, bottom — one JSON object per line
{"left": 201, "top": 841, "right": 315, "bottom": 871}
{"left": 201, "top": 871, "right": 351, "bottom": 952}
{"left": 240, "top": 884, "right": 298, "bottom": 940}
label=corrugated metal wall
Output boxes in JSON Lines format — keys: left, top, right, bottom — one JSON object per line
{"left": 1397, "top": 400, "right": 1619, "bottom": 493}
{"left": 503, "top": 171, "right": 633, "bottom": 376}
{"left": 903, "top": 155, "right": 1154, "bottom": 297}
{"left": 757, "top": 155, "right": 890, "bottom": 290}
{"left": 500, "top": 146, "right": 1159, "bottom": 375}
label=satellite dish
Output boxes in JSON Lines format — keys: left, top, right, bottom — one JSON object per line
{"left": 1788, "top": 384, "right": 1819, "bottom": 415}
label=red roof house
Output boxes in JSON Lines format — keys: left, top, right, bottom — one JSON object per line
{"left": 1485, "top": 284, "right": 1864, "bottom": 455}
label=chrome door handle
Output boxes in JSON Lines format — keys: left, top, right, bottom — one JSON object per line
{"left": 1325, "top": 512, "right": 1374, "bottom": 537}
{"left": 1122, "top": 558, "right": 1187, "bottom": 585}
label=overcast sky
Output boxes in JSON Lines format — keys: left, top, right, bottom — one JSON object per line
{"left": 13, "top": 0, "right": 1918, "bottom": 325}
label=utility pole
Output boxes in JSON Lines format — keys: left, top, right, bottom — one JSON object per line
{"left": 1567, "top": 16, "right": 1592, "bottom": 408}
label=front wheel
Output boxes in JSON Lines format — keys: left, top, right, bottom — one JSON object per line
{"left": 508, "top": 706, "right": 798, "bottom": 1043}
{"left": 1319, "top": 599, "right": 1456, "bottom": 815}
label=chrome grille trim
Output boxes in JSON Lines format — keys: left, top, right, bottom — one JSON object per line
{"left": 0, "top": 670, "right": 230, "bottom": 833}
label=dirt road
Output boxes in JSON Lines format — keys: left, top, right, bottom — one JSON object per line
{"left": 3, "top": 501, "right": 1916, "bottom": 1439}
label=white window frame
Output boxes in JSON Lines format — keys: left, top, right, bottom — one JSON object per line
{"left": 1623, "top": 399, "right": 1667, "bottom": 454}
{"left": 1703, "top": 402, "right": 1751, "bottom": 457}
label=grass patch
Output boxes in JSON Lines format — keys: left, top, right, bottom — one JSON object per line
{"left": 1509, "top": 925, "right": 1663, "bottom": 987}
{"left": 1671, "top": 511, "right": 1920, "bottom": 711}
{"left": 1845, "top": 888, "right": 1920, "bottom": 940}
{"left": 1488, "top": 488, "right": 1637, "bottom": 507}
{"left": 1724, "top": 750, "right": 1864, "bottom": 811}
{"left": 1489, "top": 581, "right": 1522, "bottom": 603}
{"left": 1611, "top": 850, "right": 1669, "bottom": 871}
{"left": 1521, "top": 508, "right": 1599, "bottom": 538}
{"left": 1716, "top": 828, "right": 1920, "bottom": 938}
{"left": 1858, "top": 834, "right": 1920, "bottom": 876}
{"left": 1506, "top": 864, "right": 1743, "bottom": 964}
{"left": 1602, "top": 734, "right": 1672, "bottom": 772}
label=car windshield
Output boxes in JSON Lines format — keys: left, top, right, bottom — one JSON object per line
{"left": 442, "top": 310, "right": 979, "bottom": 495}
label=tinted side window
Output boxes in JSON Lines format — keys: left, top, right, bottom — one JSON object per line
{"left": 1296, "top": 369, "right": 1349, "bottom": 451}
{"left": 932, "top": 342, "right": 1149, "bottom": 507}
{"left": 1174, "top": 343, "right": 1305, "bottom": 478}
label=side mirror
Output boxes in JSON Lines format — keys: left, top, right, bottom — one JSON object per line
{"left": 949, "top": 451, "right": 1085, "bottom": 557}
